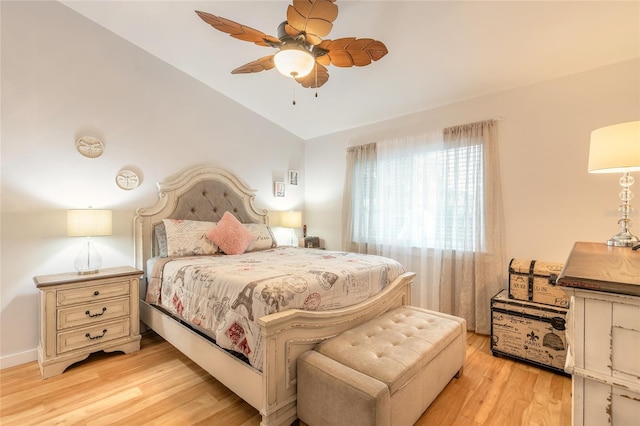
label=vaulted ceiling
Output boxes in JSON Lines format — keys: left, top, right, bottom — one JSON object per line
{"left": 61, "top": 1, "right": 639, "bottom": 140}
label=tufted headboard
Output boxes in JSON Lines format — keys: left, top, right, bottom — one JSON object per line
{"left": 134, "top": 166, "right": 268, "bottom": 274}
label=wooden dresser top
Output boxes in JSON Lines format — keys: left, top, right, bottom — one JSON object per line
{"left": 557, "top": 242, "right": 640, "bottom": 295}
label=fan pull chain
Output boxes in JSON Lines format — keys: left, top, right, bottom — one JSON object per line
{"left": 292, "top": 83, "right": 296, "bottom": 106}
{"left": 314, "top": 65, "right": 319, "bottom": 98}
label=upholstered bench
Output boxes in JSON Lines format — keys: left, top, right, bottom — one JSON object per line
{"left": 297, "top": 306, "right": 466, "bottom": 426}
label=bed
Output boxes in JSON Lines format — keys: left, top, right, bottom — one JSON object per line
{"left": 134, "top": 165, "right": 415, "bottom": 426}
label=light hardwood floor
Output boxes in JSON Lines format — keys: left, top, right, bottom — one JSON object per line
{"left": 0, "top": 331, "right": 571, "bottom": 425}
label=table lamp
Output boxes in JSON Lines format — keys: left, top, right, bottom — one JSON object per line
{"left": 67, "top": 209, "right": 112, "bottom": 274}
{"left": 588, "top": 121, "right": 640, "bottom": 247}
{"left": 279, "top": 211, "right": 302, "bottom": 246}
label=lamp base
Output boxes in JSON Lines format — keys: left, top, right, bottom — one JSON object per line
{"left": 607, "top": 231, "right": 640, "bottom": 247}
{"left": 74, "top": 237, "right": 102, "bottom": 274}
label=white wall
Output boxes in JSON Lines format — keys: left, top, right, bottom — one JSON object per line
{"left": 0, "top": 1, "right": 305, "bottom": 366}
{"left": 305, "top": 58, "right": 640, "bottom": 264}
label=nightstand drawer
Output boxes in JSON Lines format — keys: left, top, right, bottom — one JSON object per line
{"left": 57, "top": 318, "right": 131, "bottom": 354}
{"left": 57, "top": 297, "right": 130, "bottom": 330}
{"left": 57, "top": 281, "right": 130, "bottom": 306}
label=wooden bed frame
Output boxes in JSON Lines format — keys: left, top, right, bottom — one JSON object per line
{"left": 134, "top": 165, "right": 415, "bottom": 426}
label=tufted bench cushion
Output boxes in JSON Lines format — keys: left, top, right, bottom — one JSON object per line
{"left": 297, "top": 306, "right": 466, "bottom": 426}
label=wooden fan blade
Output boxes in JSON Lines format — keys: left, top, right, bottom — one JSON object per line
{"left": 231, "top": 56, "right": 275, "bottom": 74}
{"left": 295, "top": 62, "right": 329, "bottom": 88}
{"left": 286, "top": 0, "right": 338, "bottom": 44}
{"left": 318, "top": 37, "right": 388, "bottom": 67}
{"left": 195, "top": 11, "right": 281, "bottom": 47}
{"left": 315, "top": 53, "right": 331, "bottom": 66}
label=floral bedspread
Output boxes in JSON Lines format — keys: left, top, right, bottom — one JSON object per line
{"left": 146, "top": 246, "right": 404, "bottom": 370}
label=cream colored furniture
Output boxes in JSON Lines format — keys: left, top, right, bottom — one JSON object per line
{"left": 297, "top": 306, "right": 466, "bottom": 426}
{"left": 558, "top": 242, "right": 640, "bottom": 425}
{"left": 34, "top": 266, "right": 143, "bottom": 379}
{"left": 135, "top": 165, "right": 415, "bottom": 426}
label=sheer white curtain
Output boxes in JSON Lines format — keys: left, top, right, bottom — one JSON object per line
{"left": 342, "top": 120, "right": 505, "bottom": 334}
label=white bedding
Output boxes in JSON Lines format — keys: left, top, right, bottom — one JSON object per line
{"left": 146, "top": 246, "right": 405, "bottom": 369}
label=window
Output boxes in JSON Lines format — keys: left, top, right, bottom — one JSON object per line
{"left": 348, "top": 136, "right": 483, "bottom": 251}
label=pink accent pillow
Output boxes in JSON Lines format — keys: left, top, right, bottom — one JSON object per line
{"left": 206, "top": 211, "right": 255, "bottom": 255}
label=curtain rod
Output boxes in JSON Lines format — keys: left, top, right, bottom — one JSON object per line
{"left": 346, "top": 117, "right": 505, "bottom": 150}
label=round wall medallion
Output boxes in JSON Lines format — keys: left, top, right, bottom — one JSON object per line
{"left": 115, "top": 169, "right": 140, "bottom": 190}
{"left": 76, "top": 136, "right": 104, "bottom": 158}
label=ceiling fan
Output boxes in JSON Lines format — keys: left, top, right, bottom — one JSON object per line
{"left": 195, "top": 0, "right": 388, "bottom": 89}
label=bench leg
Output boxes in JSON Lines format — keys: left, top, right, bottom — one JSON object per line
{"left": 455, "top": 367, "right": 464, "bottom": 378}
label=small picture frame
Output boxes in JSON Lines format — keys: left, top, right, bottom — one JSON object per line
{"left": 288, "top": 170, "right": 299, "bottom": 186}
{"left": 274, "top": 181, "right": 286, "bottom": 197}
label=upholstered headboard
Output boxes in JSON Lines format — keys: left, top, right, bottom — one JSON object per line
{"left": 134, "top": 166, "right": 268, "bottom": 273}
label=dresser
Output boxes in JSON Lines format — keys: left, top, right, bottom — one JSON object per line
{"left": 34, "top": 266, "right": 143, "bottom": 379}
{"left": 557, "top": 242, "right": 640, "bottom": 426}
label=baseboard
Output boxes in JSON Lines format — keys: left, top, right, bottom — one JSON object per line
{"left": 0, "top": 348, "right": 38, "bottom": 370}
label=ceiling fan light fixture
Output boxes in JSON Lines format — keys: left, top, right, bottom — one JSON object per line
{"left": 196, "top": 4, "right": 388, "bottom": 89}
{"left": 274, "top": 44, "right": 315, "bottom": 78}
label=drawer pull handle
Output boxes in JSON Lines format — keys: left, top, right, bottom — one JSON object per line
{"left": 86, "top": 329, "right": 107, "bottom": 340}
{"left": 93, "top": 291, "right": 100, "bottom": 297}
{"left": 85, "top": 307, "right": 107, "bottom": 318}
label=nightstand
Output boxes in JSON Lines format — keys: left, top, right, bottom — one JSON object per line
{"left": 302, "top": 236, "right": 322, "bottom": 249}
{"left": 34, "top": 266, "right": 143, "bottom": 379}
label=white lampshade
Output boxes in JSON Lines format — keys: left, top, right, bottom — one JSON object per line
{"left": 273, "top": 45, "right": 315, "bottom": 78}
{"left": 588, "top": 121, "right": 640, "bottom": 173}
{"left": 280, "top": 211, "right": 302, "bottom": 228}
{"left": 67, "top": 209, "right": 112, "bottom": 237}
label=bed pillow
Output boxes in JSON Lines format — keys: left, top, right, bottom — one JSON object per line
{"left": 244, "top": 223, "right": 278, "bottom": 252}
{"left": 162, "top": 219, "right": 218, "bottom": 257}
{"left": 206, "top": 211, "right": 255, "bottom": 255}
{"left": 154, "top": 222, "right": 169, "bottom": 258}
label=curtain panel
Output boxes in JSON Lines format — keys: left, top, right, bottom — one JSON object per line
{"left": 342, "top": 120, "right": 505, "bottom": 334}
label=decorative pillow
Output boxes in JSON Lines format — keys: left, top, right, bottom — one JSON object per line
{"left": 206, "top": 212, "right": 255, "bottom": 255}
{"left": 244, "top": 223, "right": 278, "bottom": 252}
{"left": 154, "top": 222, "right": 168, "bottom": 258}
{"left": 162, "top": 219, "right": 218, "bottom": 257}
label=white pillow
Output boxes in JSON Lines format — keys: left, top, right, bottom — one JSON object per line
{"left": 244, "top": 223, "right": 278, "bottom": 252}
{"left": 162, "top": 219, "right": 218, "bottom": 257}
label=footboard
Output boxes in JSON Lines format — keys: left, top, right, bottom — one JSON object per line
{"left": 257, "top": 271, "right": 414, "bottom": 426}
